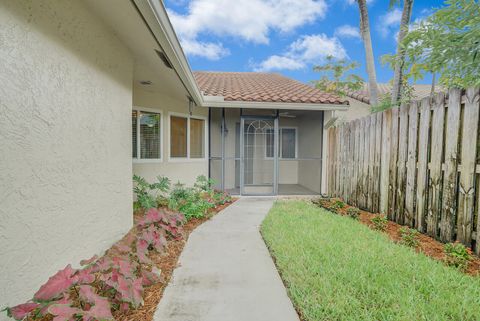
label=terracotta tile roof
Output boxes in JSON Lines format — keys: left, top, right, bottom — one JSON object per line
{"left": 345, "top": 83, "right": 444, "bottom": 104}
{"left": 194, "top": 71, "right": 348, "bottom": 105}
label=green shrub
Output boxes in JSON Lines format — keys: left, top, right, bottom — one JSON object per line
{"left": 312, "top": 198, "right": 345, "bottom": 214}
{"left": 371, "top": 215, "right": 388, "bottom": 231}
{"left": 194, "top": 175, "right": 216, "bottom": 193}
{"left": 331, "top": 200, "right": 346, "bottom": 210}
{"left": 399, "top": 227, "right": 419, "bottom": 248}
{"left": 444, "top": 242, "right": 471, "bottom": 271}
{"left": 168, "top": 182, "right": 215, "bottom": 220}
{"left": 346, "top": 207, "right": 360, "bottom": 220}
{"left": 312, "top": 198, "right": 330, "bottom": 209}
{"left": 133, "top": 175, "right": 170, "bottom": 211}
{"left": 212, "top": 190, "right": 232, "bottom": 206}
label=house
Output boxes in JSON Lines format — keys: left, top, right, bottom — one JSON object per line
{"left": 0, "top": 0, "right": 347, "bottom": 309}
{"left": 330, "top": 83, "right": 439, "bottom": 124}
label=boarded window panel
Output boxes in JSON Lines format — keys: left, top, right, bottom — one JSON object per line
{"left": 132, "top": 111, "right": 138, "bottom": 158}
{"left": 140, "top": 112, "right": 161, "bottom": 159}
{"left": 171, "top": 116, "right": 188, "bottom": 158}
{"left": 281, "top": 128, "right": 296, "bottom": 158}
{"left": 190, "top": 118, "right": 205, "bottom": 158}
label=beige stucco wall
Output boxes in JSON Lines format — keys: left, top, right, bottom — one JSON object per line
{"left": 339, "top": 98, "right": 371, "bottom": 122}
{"left": 132, "top": 88, "right": 209, "bottom": 187}
{"left": 0, "top": 0, "right": 134, "bottom": 311}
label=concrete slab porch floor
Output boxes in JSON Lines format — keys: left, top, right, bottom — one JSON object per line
{"left": 154, "top": 198, "right": 300, "bottom": 321}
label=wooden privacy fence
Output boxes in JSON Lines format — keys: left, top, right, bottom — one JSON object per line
{"left": 327, "top": 87, "right": 480, "bottom": 253}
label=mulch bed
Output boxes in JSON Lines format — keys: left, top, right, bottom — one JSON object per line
{"left": 314, "top": 198, "right": 480, "bottom": 276}
{"left": 116, "top": 200, "right": 236, "bottom": 321}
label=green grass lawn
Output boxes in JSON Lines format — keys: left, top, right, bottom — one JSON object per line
{"left": 261, "top": 200, "right": 480, "bottom": 321}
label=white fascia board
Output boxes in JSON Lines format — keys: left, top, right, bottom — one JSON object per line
{"left": 134, "top": 0, "right": 204, "bottom": 106}
{"left": 202, "top": 98, "right": 349, "bottom": 111}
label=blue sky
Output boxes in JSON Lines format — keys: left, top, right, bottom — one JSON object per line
{"left": 164, "top": 0, "right": 441, "bottom": 85}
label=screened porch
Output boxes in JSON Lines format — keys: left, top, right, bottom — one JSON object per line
{"left": 209, "top": 108, "right": 324, "bottom": 196}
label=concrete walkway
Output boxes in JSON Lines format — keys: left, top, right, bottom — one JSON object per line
{"left": 154, "top": 198, "right": 300, "bottom": 321}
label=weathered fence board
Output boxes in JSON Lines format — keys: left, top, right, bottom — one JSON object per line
{"left": 405, "top": 101, "right": 418, "bottom": 226}
{"left": 373, "top": 112, "right": 382, "bottom": 213}
{"left": 350, "top": 121, "right": 357, "bottom": 204}
{"left": 327, "top": 86, "right": 480, "bottom": 252}
{"left": 416, "top": 98, "right": 431, "bottom": 232}
{"left": 363, "top": 117, "right": 371, "bottom": 210}
{"left": 457, "top": 87, "right": 479, "bottom": 247}
{"left": 380, "top": 109, "right": 391, "bottom": 214}
{"left": 358, "top": 118, "right": 366, "bottom": 207}
{"left": 368, "top": 115, "right": 376, "bottom": 210}
{"left": 388, "top": 107, "right": 399, "bottom": 220}
{"left": 426, "top": 93, "right": 445, "bottom": 238}
{"left": 396, "top": 104, "right": 409, "bottom": 225}
{"left": 440, "top": 88, "right": 461, "bottom": 242}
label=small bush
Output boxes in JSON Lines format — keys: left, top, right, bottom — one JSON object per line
{"left": 331, "top": 200, "right": 346, "bottom": 210}
{"left": 371, "top": 215, "right": 388, "bottom": 231}
{"left": 133, "top": 175, "right": 170, "bottom": 210}
{"left": 212, "top": 190, "right": 232, "bottom": 206}
{"left": 399, "top": 227, "right": 419, "bottom": 248}
{"left": 168, "top": 181, "right": 215, "bottom": 220}
{"left": 312, "top": 198, "right": 345, "bottom": 213}
{"left": 444, "top": 242, "right": 471, "bottom": 271}
{"left": 346, "top": 207, "right": 360, "bottom": 220}
{"left": 194, "top": 175, "right": 216, "bottom": 193}
{"left": 312, "top": 198, "right": 330, "bottom": 209}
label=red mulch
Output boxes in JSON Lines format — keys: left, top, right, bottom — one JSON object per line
{"left": 115, "top": 199, "right": 236, "bottom": 321}
{"left": 315, "top": 198, "right": 480, "bottom": 276}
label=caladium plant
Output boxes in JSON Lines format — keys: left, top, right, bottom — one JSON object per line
{"left": 3, "top": 207, "right": 185, "bottom": 321}
{"left": 34, "top": 265, "right": 77, "bottom": 301}
{"left": 47, "top": 304, "right": 81, "bottom": 321}
{"left": 2, "top": 302, "right": 39, "bottom": 320}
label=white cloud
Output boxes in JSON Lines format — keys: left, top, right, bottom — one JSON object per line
{"left": 335, "top": 25, "right": 361, "bottom": 39}
{"left": 253, "top": 34, "right": 347, "bottom": 71}
{"left": 167, "top": 0, "right": 328, "bottom": 59}
{"left": 253, "top": 56, "right": 305, "bottom": 72}
{"left": 378, "top": 8, "right": 402, "bottom": 38}
{"left": 179, "top": 39, "right": 230, "bottom": 60}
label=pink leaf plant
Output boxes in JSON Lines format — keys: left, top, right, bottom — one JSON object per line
{"left": 3, "top": 207, "right": 186, "bottom": 321}
{"left": 47, "top": 304, "right": 81, "bottom": 321}
{"left": 4, "top": 302, "right": 39, "bottom": 320}
{"left": 34, "top": 265, "right": 77, "bottom": 301}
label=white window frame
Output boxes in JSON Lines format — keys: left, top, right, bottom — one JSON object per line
{"left": 168, "top": 112, "right": 208, "bottom": 162}
{"left": 265, "top": 126, "right": 298, "bottom": 160}
{"left": 132, "top": 106, "right": 163, "bottom": 164}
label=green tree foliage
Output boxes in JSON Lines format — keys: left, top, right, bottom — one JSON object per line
{"left": 312, "top": 56, "right": 364, "bottom": 97}
{"left": 388, "top": 0, "right": 480, "bottom": 88}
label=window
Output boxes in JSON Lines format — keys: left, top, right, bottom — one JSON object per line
{"left": 170, "top": 116, "right": 188, "bottom": 158}
{"left": 265, "top": 127, "right": 297, "bottom": 159}
{"left": 132, "top": 109, "right": 162, "bottom": 160}
{"left": 190, "top": 118, "right": 205, "bottom": 158}
{"left": 170, "top": 114, "right": 206, "bottom": 159}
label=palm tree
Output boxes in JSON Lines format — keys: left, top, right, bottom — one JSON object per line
{"left": 391, "top": 0, "right": 414, "bottom": 106}
{"left": 357, "top": 0, "right": 379, "bottom": 106}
